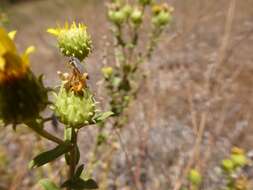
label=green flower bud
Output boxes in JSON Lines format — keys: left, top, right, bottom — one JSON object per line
{"left": 102, "top": 66, "right": 113, "bottom": 79}
{"left": 121, "top": 4, "right": 133, "bottom": 18}
{"left": 231, "top": 154, "right": 247, "bottom": 167}
{"left": 187, "top": 169, "right": 202, "bottom": 186}
{"left": 130, "top": 8, "right": 143, "bottom": 25}
{"left": 108, "top": 10, "right": 126, "bottom": 25}
{"left": 138, "top": 0, "right": 152, "bottom": 6}
{"left": 222, "top": 159, "right": 234, "bottom": 172}
{"left": 52, "top": 86, "right": 96, "bottom": 128}
{"left": 47, "top": 22, "right": 92, "bottom": 61}
{"left": 0, "top": 71, "right": 48, "bottom": 125}
{"left": 152, "top": 11, "right": 172, "bottom": 27}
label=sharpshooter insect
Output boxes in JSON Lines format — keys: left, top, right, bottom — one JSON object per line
{"left": 68, "top": 57, "right": 84, "bottom": 74}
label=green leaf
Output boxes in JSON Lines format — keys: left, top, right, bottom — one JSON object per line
{"left": 29, "top": 141, "right": 71, "bottom": 169}
{"left": 39, "top": 179, "right": 61, "bottom": 190}
{"left": 93, "top": 111, "right": 114, "bottom": 123}
{"left": 61, "top": 178, "right": 98, "bottom": 189}
{"left": 74, "top": 164, "right": 84, "bottom": 179}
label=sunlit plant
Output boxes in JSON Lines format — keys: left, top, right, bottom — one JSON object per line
{"left": 101, "top": 0, "right": 173, "bottom": 127}
{"left": 0, "top": 22, "right": 113, "bottom": 190}
{"left": 87, "top": 0, "right": 174, "bottom": 177}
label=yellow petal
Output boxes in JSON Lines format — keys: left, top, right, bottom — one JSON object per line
{"left": 8, "top": 30, "right": 17, "bottom": 40}
{"left": 0, "top": 57, "right": 6, "bottom": 71}
{"left": 21, "top": 46, "right": 35, "bottom": 66}
{"left": 47, "top": 28, "right": 60, "bottom": 36}
{"left": 72, "top": 22, "right": 77, "bottom": 28}
{"left": 64, "top": 22, "right": 69, "bottom": 29}
{"left": 0, "top": 27, "right": 16, "bottom": 55}
{"left": 25, "top": 46, "right": 35, "bottom": 56}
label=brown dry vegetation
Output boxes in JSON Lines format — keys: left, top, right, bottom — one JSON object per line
{"left": 0, "top": 0, "right": 253, "bottom": 189}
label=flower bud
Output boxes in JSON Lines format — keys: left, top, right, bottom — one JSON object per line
{"left": 108, "top": 10, "right": 126, "bottom": 25}
{"left": 222, "top": 159, "right": 234, "bottom": 172}
{"left": 231, "top": 154, "right": 247, "bottom": 167}
{"left": 152, "top": 11, "right": 172, "bottom": 26}
{"left": 47, "top": 22, "right": 92, "bottom": 61}
{"left": 152, "top": 3, "right": 173, "bottom": 27}
{"left": 187, "top": 169, "right": 202, "bottom": 186}
{"left": 230, "top": 147, "right": 247, "bottom": 167}
{"left": 102, "top": 66, "right": 113, "bottom": 79}
{"left": 130, "top": 8, "right": 143, "bottom": 26}
{"left": 121, "top": 4, "right": 133, "bottom": 18}
{"left": 52, "top": 86, "right": 96, "bottom": 128}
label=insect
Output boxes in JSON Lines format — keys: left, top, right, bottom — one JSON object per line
{"left": 60, "top": 57, "right": 90, "bottom": 94}
{"left": 68, "top": 57, "right": 84, "bottom": 74}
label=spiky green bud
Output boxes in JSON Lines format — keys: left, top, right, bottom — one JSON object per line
{"left": 47, "top": 23, "right": 92, "bottom": 61}
{"left": 52, "top": 86, "right": 96, "bottom": 128}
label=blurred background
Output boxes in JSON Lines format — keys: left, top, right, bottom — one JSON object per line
{"left": 0, "top": 0, "right": 253, "bottom": 189}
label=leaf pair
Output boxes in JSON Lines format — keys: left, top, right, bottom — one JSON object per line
{"left": 61, "top": 164, "right": 98, "bottom": 189}
{"left": 61, "top": 178, "right": 98, "bottom": 190}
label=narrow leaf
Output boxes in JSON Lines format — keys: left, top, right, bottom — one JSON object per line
{"left": 74, "top": 164, "right": 84, "bottom": 179}
{"left": 93, "top": 111, "right": 114, "bottom": 123}
{"left": 29, "top": 141, "right": 71, "bottom": 169}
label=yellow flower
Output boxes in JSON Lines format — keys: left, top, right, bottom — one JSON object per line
{"left": 47, "top": 22, "right": 92, "bottom": 61}
{"left": 0, "top": 27, "right": 35, "bottom": 84}
{"left": 47, "top": 22, "right": 86, "bottom": 36}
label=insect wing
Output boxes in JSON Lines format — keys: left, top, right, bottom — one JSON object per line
{"left": 69, "top": 57, "right": 84, "bottom": 73}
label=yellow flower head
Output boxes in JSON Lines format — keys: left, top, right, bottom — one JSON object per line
{"left": 152, "top": 3, "right": 174, "bottom": 15}
{"left": 0, "top": 27, "right": 34, "bottom": 84}
{"left": 231, "top": 147, "right": 245, "bottom": 155}
{"left": 47, "top": 22, "right": 92, "bottom": 61}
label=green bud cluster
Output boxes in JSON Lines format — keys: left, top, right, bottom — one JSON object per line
{"left": 58, "top": 26, "right": 92, "bottom": 61}
{"left": 107, "top": 3, "right": 134, "bottom": 25}
{"left": 221, "top": 147, "right": 248, "bottom": 173}
{"left": 0, "top": 71, "right": 48, "bottom": 125}
{"left": 52, "top": 86, "right": 96, "bottom": 128}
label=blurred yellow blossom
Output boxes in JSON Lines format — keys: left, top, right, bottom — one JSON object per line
{"left": 0, "top": 27, "right": 35, "bottom": 84}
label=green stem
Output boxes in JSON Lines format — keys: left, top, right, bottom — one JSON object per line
{"left": 67, "top": 127, "right": 78, "bottom": 190}
{"left": 27, "top": 123, "right": 64, "bottom": 145}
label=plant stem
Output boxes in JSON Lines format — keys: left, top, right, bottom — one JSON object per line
{"left": 27, "top": 124, "right": 64, "bottom": 145}
{"left": 67, "top": 128, "right": 78, "bottom": 190}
